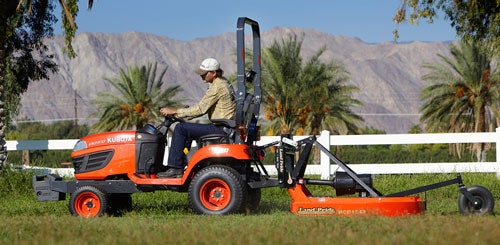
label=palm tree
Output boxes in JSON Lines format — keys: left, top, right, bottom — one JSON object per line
{"left": 419, "top": 40, "right": 500, "bottom": 161}
{"left": 262, "top": 33, "right": 363, "bottom": 136}
{"left": 319, "top": 82, "right": 364, "bottom": 135}
{"left": 262, "top": 34, "right": 302, "bottom": 135}
{"left": 299, "top": 48, "right": 364, "bottom": 135}
{"left": 91, "top": 63, "right": 183, "bottom": 132}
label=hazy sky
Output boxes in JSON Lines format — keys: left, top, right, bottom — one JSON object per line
{"left": 54, "top": 0, "right": 457, "bottom": 43}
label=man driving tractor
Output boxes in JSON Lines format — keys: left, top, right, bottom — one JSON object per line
{"left": 158, "top": 58, "right": 236, "bottom": 178}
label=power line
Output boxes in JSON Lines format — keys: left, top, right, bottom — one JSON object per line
{"left": 358, "top": 113, "right": 421, "bottom": 116}
{"left": 14, "top": 118, "right": 98, "bottom": 123}
{"left": 15, "top": 113, "right": 422, "bottom": 123}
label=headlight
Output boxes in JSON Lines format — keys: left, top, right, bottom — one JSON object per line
{"left": 73, "top": 140, "right": 87, "bottom": 151}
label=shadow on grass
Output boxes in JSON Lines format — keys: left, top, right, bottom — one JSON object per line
{"left": 121, "top": 187, "right": 292, "bottom": 216}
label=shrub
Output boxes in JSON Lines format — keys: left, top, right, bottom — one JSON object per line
{"left": 0, "top": 166, "right": 34, "bottom": 198}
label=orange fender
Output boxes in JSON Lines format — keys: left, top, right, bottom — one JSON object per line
{"left": 185, "top": 144, "right": 252, "bottom": 171}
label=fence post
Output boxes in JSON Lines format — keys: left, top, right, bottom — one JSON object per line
{"left": 318, "top": 130, "right": 331, "bottom": 180}
{"left": 22, "top": 150, "right": 29, "bottom": 166}
{"left": 497, "top": 127, "right": 500, "bottom": 179}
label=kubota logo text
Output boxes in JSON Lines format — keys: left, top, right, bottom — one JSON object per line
{"left": 107, "top": 135, "right": 134, "bottom": 143}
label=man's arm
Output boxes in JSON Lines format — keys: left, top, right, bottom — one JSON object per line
{"left": 161, "top": 82, "right": 220, "bottom": 118}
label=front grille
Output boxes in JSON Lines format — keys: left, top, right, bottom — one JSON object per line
{"left": 73, "top": 150, "right": 114, "bottom": 173}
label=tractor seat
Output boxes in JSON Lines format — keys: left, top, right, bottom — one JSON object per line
{"left": 196, "top": 119, "right": 236, "bottom": 149}
{"left": 197, "top": 134, "right": 230, "bottom": 148}
{"left": 204, "top": 92, "right": 255, "bottom": 146}
{"left": 211, "top": 119, "right": 236, "bottom": 128}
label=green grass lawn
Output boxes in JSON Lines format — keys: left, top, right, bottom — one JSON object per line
{"left": 1, "top": 172, "right": 499, "bottom": 244}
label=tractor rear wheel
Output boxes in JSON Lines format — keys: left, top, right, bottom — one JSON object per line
{"left": 69, "top": 186, "right": 109, "bottom": 217}
{"left": 458, "top": 185, "right": 494, "bottom": 215}
{"left": 188, "top": 165, "right": 247, "bottom": 215}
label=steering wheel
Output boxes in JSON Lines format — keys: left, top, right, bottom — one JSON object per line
{"left": 163, "top": 114, "right": 185, "bottom": 128}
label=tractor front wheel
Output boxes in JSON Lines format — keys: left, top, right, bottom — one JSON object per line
{"left": 69, "top": 186, "right": 108, "bottom": 217}
{"left": 188, "top": 165, "right": 247, "bottom": 215}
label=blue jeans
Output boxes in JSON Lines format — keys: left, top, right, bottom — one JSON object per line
{"left": 168, "top": 122, "right": 225, "bottom": 168}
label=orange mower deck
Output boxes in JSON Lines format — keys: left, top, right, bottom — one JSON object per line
{"left": 288, "top": 184, "right": 425, "bottom": 216}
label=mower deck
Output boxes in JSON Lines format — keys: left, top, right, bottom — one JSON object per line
{"left": 288, "top": 184, "right": 425, "bottom": 216}
{"left": 272, "top": 135, "right": 493, "bottom": 217}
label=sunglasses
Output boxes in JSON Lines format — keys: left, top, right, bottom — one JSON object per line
{"left": 200, "top": 71, "right": 213, "bottom": 79}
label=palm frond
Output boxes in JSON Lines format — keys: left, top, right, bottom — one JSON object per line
{"left": 90, "top": 62, "right": 183, "bottom": 132}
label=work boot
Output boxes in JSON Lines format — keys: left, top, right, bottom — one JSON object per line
{"left": 157, "top": 168, "right": 184, "bottom": 178}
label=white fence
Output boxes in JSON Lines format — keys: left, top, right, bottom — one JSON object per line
{"left": 6, "top": 128, "right": 500, "bottom": 179}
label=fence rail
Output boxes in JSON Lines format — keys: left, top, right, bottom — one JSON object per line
{"left": 6, "top": 128, "right": 500, "bottom": 179}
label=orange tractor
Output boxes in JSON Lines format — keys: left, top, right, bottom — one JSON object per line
{"left": 33, "top": 17, "right": 494, "bottom": 217}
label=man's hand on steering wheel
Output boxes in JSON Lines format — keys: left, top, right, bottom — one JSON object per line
{"left": 160, "top": 107, "right": 177, "bottom": 116}
{"left": 159, "top": 107, "right": 185, "bottom": 127}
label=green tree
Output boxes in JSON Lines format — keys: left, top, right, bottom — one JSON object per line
{"left": 419, "top": 40, "right": 500, "bottom": 161}
{"left": 394, "top": 0, "right": 500, "bottom": 54}
{"left": 298, "top": 47, "right": 364, "bottom": 135}
{"left": 408, "top": 124, "right": 423, "bottom": 134}
{"left": 316, "top": 71, "right": 364, "bottom": 136}
{"left": 262, "top": 34, "right": 363, "bottom": 136}
{"left": 91, "top": 63, "right": 183, "bottom": 132}
{"left": 262, "top": 34, "right": 302, "bottom": 135}
{"left": 0, "top": 0, "right": 93, "bottom": 169}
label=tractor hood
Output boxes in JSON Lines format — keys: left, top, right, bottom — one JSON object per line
{"left": 72, "top": 130, "right": 137, "bottom": 152}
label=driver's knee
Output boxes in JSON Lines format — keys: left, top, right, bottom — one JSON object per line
{"left": 173, "top": 122, "right": 188, "bottom": 136}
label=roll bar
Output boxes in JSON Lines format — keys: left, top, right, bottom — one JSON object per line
{"left": 235, "top": 18, "right": 261, "bottom": 125}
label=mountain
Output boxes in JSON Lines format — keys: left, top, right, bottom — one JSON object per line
{"left": 17, "top": 28, "right": 453, "bottom": 133}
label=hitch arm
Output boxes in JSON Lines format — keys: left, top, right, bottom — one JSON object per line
{"left": 311, "top": 138, "right": 381, "bottom": 197}
{"left": 386, "top": 173, "right": 464, "bottom": 197}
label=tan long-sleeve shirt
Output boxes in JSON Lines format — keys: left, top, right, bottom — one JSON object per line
{"left": 176, "top": 77, "right": 235, "bottom": 120}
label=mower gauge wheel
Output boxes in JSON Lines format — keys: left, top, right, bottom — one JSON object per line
{"left": 458, "top": 185, "right": 494, "bottom": 215}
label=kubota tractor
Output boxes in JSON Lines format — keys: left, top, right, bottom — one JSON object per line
{"left": 33, "top": 17, "right": 268, "bottom": 217}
